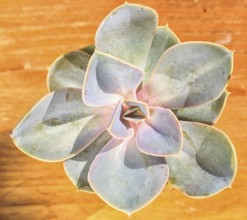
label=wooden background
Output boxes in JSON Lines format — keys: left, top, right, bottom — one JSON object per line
{"left": 0, "top": 0, "right": 246, "bottom": 219}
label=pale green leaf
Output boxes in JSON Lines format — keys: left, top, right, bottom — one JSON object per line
{"left": 138, "top": 42, "right": 233, "bottom": 108}
{"left": 47, "top": 51, "right": 91, "bottom": 92}
{"left": 137, "top": 107, "right": 182, "bottom": 156}
{"left": 80, "top": 44, "right": 95, "bottom": 55}
{"left": 166, "top": 121, "right": 237, "bottom": 197}
{"left": 108, "top": 99, "right": 134, "bottom": 139}
{"left": 88, "top": 137, "right": 168, "bottom": 215}
{"left": 64, "top": 130, "right": 112, "bottom": 193}
{"left": 143, "top": 25, "right": 180, "bottom": 84}
{"left": 11, "top": 88, "right": 112, "bottom": 162}
{"left": 83, "top": 50, "right": 144, "bottom": 107}
{"left": 96, "top": 3, "right": 158, "bottom": 68}
{"left": 173, "top": 91, "right": 229, "bottom": 124}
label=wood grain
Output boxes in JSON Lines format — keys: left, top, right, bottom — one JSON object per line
{"left": 0, "top": 0, "right": 246, "bottom": 219}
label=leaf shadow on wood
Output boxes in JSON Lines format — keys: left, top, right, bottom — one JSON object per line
{"left": 0, "top": 130, "right": 108, "bottom": 220}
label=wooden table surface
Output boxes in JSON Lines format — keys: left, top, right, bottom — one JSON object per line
{"left": 0, "top": 0, "right": 246, "bottom": 219}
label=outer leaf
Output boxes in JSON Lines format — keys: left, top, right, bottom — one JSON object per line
{"left": 108, "top": 99, "right": 134, "bottom": 139}
{"left": 47, "top": 51, "right": 91, "bottom": 92}
{"left": 143, "top": 25, "right": 180, "bottom": 84}
{"left": 137, "top": 42, "right": 233, "bottom": 108}
{"left": 166, "top": 121, "right": 237, "bottom": 197}
{"left": 95, "top": 3, "right": 158, "bottom": 68}
{"left": 173, "top": 90, "right": 229, "bottom": 124}
{"left": 83, "top": 50, "right": 144, "bottom": 107}
{"left": 136, "top": 107, "right": 182, "bottom": 156}
{"left": 64, "top": 130, "right": 112, "bottom": 193}
{"left": 80, "top": 44, "right": 95, "bottom": 55}
{"left": 10, "top": 88, "right": 112, "bottom": 162}
{"left": 88, "top": 137, "right": 168, "bottom": 216}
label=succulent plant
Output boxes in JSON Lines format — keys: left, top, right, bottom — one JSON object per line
{"left": 11, "top": 3, "right": 237, "bottom": 216}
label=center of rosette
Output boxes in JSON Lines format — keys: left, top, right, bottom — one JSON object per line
{"left": 122, "top": 100, "right": 149, "bottom": 123}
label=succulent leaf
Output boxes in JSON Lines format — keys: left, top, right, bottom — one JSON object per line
{"left": 83, "top": 50, "right": 144, "bottom": 107}
{"left": 136, "top": 107, "right": 182, "bottom": 156}
{"left": 143, "top": 25, "right": 180, "bottom": 84}
{"left": 108, "top": 99, "right": 134, "bottom": 139}
{"left": 80, "top": 44, "right": 96, "bottom": 55}
{"left": 166, "top": 121, "right": 237, "bottom": 197}
{"left": 88, "top": 137, "right": 168, "bottom": 216}
{"left": 173, "top": 90, "right": 229, "bottom": 124}
{"left": 137, "top": 42, "right": 233, "bottom": 108}
{"left": 95, "top": 3, "right": 158, "bottom": 68}
{"left": 64, "top": 130, "right": 112, "bottom": 193}
{"left": 11, "top": 88, "right": 112, "bottom": 162}
{"left": 10, "top": 2, "right": 237, "bottom": 214}
{"left": 47, "top": 51, "right": 91, "bottom": 92}
{"left": 123, "top": 100, "right": 149, "bottom": 123}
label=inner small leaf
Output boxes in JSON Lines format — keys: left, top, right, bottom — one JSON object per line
{"left": 122, "top": 100, "right": 149, "bottom": 123}
{"left": 123, "top": 107, "right": 146, "bottom": 120}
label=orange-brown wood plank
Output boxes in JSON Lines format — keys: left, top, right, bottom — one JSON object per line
{"left": 0, "top": 0, "right": 246, "bottom": 219}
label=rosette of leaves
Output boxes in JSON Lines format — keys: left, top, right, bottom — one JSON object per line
{"left": 11, "top": 3, "right": 237, "bottom": 216}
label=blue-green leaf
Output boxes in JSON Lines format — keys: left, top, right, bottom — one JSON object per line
{"left": 173, "top": 91, "right": 229, "bottom": 124}
{"left": 166, "top": 121, "right": 237, "bottom": 197}
{"left": 88, "top": 137, "right": 168, "bottom": 215}
{"left": 48, "top": 51, "right": 91, "bottom": 92}
{"left": 11, "top": 88, "right": 112, "bottom": 162}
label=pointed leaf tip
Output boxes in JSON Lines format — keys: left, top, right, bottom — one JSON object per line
{"left": 11, "top": 88, "right": 112, "bottom": 162}
{"left": 95, "top": 3, "right": 158, "bottom": 68}
{"left": 138, "top": 42, "right": 234, "bottom": 108}
{"left": 88, "top": 137, "right": 168, "bottom": 214}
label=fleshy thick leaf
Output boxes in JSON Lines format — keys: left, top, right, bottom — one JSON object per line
{"left": 108, "top": 99, "right": 134, "bottom": 139}
{"left": 11, "top": 88, "right": 112, "bottom": 162}
{"left": 173, "top": 91, "right": 229, "bottom": 124}
{"left": 136, "top": 107, "right": 182, "bottom": 156}
{"left": 143, "top": 25, "right": 180, "bottom": 84}
{"left": 95, "top": 3, "right": 158, "bottom": 68}
{"left": 88, "top": 137, "right": 168, "bottom": 215}
{"left": 166, "top": 121, "right": 237, "bottom": 197}
{"left": 137, "top": 42, "right": 233, "bottom": 108}
{"left": 47, "top": 51, "right": 91, "bottom": 92}
{"left": 80, "top": 44, "right": 95, "bottom": 55}
{"left": 64, "top": 130, "right": 112, "bottom": 193}
{"left": 83, "top": 51, "right": 144, "bottom": 107}
{"left": 123, "top": 100, "right": 149, "bottom": 123}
